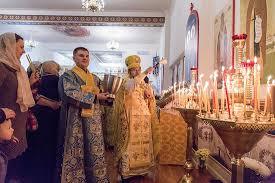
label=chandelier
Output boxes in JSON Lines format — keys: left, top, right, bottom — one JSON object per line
{"left": 81, "top": 0, "right": 104, "bottom": 12}
{"left": 106, "top": 40, "right": 119, "bottom": 50}
{"left": 25, "top": 39, "right": 39, "bottom": 49}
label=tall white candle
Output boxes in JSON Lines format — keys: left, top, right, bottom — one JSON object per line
{"left": 243, "top": 70, "right": 249, "bottom": 116}
{"left": 253, "top": 58, "right": 258, "bottom": 114}
{"left": 232, "top": 79, "right": 235, "bottom": 114}
{"left": 204, "top": 82, "right": 209, "bottom": 112}
{"left": 264, "top": 76, "right": 272, "bottom": 115}
{"left": 257, "top": 65, "right": 261, "bottom": 112}
{"left": 178, "top": 82, "right": 182, "bottom": 106}
{"left": 197, "top": 82, "right": 201, "bottom": 113}
{"left": 221, "top": 67, "right": 225, "bottom": 112}
{"left": 214, "top": 70, "right": 219, "bottom": 115}
{"left": 174, "top": 82, "right": 177, "bottom": 106}
{"left": 209, "top": 74, "right": 214, "bottom": 112}
{"left": 271, "top": 80, "right": 275, "bottom": 115}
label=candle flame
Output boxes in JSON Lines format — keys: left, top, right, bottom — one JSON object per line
{"left": 254, "top": 56, "right": 257, "bottom": 64}
{"left": 199, "top": 74, "right": 204, "bottom": 80}
{"left": 257, "top": 65, "right": 260, "bottom": 71}
{"left": 247, "top": 59, "right": 250, "bottom": 63}
{"left": 204, "top": 82, "right": 209, "bottom": 90}
{"left": 222, "top": 66, "right": 225, "bottom": 72}
{"left": 210, "top": 74, "right": 213, "bottom": 80}
{"left": 267, "top": 75, "right": 272, "bottom": 85}
{"left": 214, "top": 70, "right": 218, "bottom": 77}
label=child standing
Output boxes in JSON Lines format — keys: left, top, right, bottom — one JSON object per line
{"left": 0, "top": 108, "right": 16, "bottom": 183}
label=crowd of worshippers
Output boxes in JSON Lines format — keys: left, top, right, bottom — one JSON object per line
{"left": 0, "top": 32, "right": 160, "bottom": 183}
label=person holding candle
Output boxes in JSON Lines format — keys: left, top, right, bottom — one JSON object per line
{"left": 0, "top": 33, "right": 37, "bottom": 182}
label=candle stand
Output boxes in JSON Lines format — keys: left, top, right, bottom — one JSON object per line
{"left": 196, "top": 115, "right": 275, "bottom": 183}
{"left": 174, "top": 108, "right": 198, "bottom": 183}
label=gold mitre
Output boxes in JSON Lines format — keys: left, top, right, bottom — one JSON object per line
{"left": 125, "top": 55, "right": 141, "bottom": 69}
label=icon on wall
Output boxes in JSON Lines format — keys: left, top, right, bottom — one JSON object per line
{"left": 184, "top": 3, "right": 199, "bottom": 82}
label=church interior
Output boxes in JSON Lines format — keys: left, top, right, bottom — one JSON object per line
{"left": 0, "top": 0, "right": 274, "bottom": 183}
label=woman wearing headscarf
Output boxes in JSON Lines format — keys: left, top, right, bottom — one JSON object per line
{"left": 0, "top": 33, "right": 35, "bottom": 180}
{"left": 112, "top": 55, "right": 160, "bottom": 181}
{"left": 25, "top": 60, "right": 61, "bottom": 183}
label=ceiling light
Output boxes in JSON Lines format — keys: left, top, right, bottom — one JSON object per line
{"left": 82, "top": 0, "right": 104, "bottom": 12}
{"left": 106, "top": 40, "right": 119, "bottom": 50}
{"left": 25, "top": 40, "right": 38, "bottom": 49}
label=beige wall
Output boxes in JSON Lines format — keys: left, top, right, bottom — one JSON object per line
{"left": 163, "top": 0, "right": 234, "bottom": 89}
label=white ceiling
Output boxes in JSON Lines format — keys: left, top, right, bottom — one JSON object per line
{"left": 0, "top": 24, "right": 162, "bottom": 45}
{"left": 0, "top": 0, "right": 167, "bottom": 72}
{"left": 0, "top": 0, "right": 170, "bottom": 11}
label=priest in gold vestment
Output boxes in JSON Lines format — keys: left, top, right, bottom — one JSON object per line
{"left": 112, "top": 55, "right": 160, "bottom": 180}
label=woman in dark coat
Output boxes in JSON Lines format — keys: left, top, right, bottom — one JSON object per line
{"left": 0, "top": 33, "right": 36, "bottom": 181}
{"left": 26, "top": 60, "right": 61, "bottom": 183}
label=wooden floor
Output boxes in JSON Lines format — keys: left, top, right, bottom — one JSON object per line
{"left": 106, "top": 151, "right": 214, "bottom": 183}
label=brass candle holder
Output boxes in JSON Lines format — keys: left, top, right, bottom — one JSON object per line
{"left": 174, "top": 108, "right": 199, "bottom": 183}
{"left": 197, "top": 115, "right": 275, "bottom": 183}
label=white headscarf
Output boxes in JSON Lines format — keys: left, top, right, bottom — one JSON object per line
{"left": 0, "top": 32, "right": 35, "bottom": 112}
{"left": 40, "top": 60, "right": 60, "bottom": 76}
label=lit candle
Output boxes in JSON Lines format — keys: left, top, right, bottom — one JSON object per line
{"left": 184, "top": 88, "right": 187, "bottom": 108}
{"left": 210, "top": 74, "right": 214, "bottom": 111}
{"left": 181, "top": 81, "right": 184, "bottom": 106}
{"left": 173, "top": 82, "right": 177, "bottom": 106}
{"left": 210, "top": 89, "right": 214, "bottom": 113}
{"left": 208, "top": 90, "right": 211, "bottom": 114}
{"left": 232, "top": 79, "right": 235, "bottom": 115}
{"left": 214, "top": 70, "right": 219, "bottom": 115}
{"left": 223, "top": 70, "right": 231, "bottom": 118}
{"left": 271, "top": 80, "right": 275, "bottom": 116}
{"left": 199, "top": 74, "right": 204, "bottom": 83}
{"left": 257, "top": 65, "right": 261, "bottom": 112}
{"left": 243, "top": 69, "right": 250, "bottom": 116}
{"left": 204, "top": 82, "right": 209, "bottom": 112}
{"left": 199, "top": 74, "right": 204, "bottom": 108}
{"left": 178, "top": 82, "right": 181, "bottom": 106}
{"left": 221, "top": 67, "right": 225, "bottom": 112}
{"left": 254, "top": 56, "right": 257, "bottom": 64}
{"left": 253, "top": 58, "right": 258, "bottom": 114}
{"left": 199, "top": 74, "right": 204, "bottom": 113}
{"left": 264, "top": 76, "right": 272, "bottom": 115}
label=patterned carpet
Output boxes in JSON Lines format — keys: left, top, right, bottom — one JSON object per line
{"left": 106, "top": 150, "right": 213, "bottom": 183}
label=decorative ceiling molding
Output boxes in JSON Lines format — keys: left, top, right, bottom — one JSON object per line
{"left": 0, "top": 14, "right": 165, "bottom": 27}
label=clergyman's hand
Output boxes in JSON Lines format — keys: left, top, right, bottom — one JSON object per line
{"left": 145, "top": 67, "right": 154, "bottom": 75}
{"left": 96, "top": 93, "right": 109, "bottom": 101}
{"left": 144, "top": 89, "right": 152, "bottom": 99}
